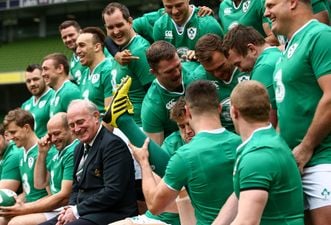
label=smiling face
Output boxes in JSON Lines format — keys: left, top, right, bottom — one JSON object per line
{"left": 103, "top": 8, "right": 134, "bottom": 47}
{"left": 264, "top": 0, "right": 291, "bottom": 36}
{"left": 75, "top": 33, "right": 96, "bottom": 67}
{"left": 200, "top": 51, "right": 235, "bottom": 81}
{"left": 41, "top": 58, "right": 60, "bottom": 88}
{"left": 227, "top": 48, "right": 256, "bottom": 73}
{"left": 67, "top": 103, "right": 100, "bottom": 144}
{"left": 152, "top": 54, "right": 183, "bottom": 91}
{"left": 25, "top": 68, "right": 46, "bottom": 98}
{"left": 47, "top": 116, "right": 72, "bottom": 151}
{"left": 6, "top": 122, "right": 28, "bottom": 148}
{"left": 163, "top": 0, "right": 190, "bottom": 25}
{"left": 60, "top": 25, "right": 80, "bottom": 51}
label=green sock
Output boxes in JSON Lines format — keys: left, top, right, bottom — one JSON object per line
{"left": 118, "top": 114, "right": 170, "bottom": 177}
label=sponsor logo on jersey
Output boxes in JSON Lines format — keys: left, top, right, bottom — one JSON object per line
{"left": 165, "top": 30, "right": 173, "bottom": 39}
{"left": 166, "top": 99, "right": 177, "bottom": 110}
{"left": 274, "top": 69, "right": 285, "bottom": 102}
{"left": 287, "top": 43, "right": 298, "bottom": 59}
{"left": 39, "top": 100, "right": 46, "bottom": 108}
{"left": 224, "top": 7, "right": 232, "bottom": 15}
{"left": 187, "top": 27, "right": 197, "bottom": 40}
{"left": 238, "top": 75, "right": 250, "bottom": 83}
{"left": 91, "top": 73, "right": 100, "bottom": 84}
{"left": 243, "top": 0, "right": 251, "bottom": 13}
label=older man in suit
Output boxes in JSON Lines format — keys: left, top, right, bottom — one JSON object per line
{"left": 40, "top": 99, "right": 137, "bottom": 225}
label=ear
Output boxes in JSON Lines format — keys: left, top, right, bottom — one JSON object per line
{"left": 95, "top": 42, "right": 102, "bottom": 52}
{"left": 247, "top": 43, "right": 257, "bottom": 56}
{"left": 289, "top": 0, "right": 299, "bottom": 10}
{"left": 23, "top": 124, "right": 32, "bottom": 132}
{"left": 128, "top": 17, "right": 133, "bottom": 25}
{"left": 230, "top": 105, "right": 239, "bottom": 120}
{"left": 184, "top": 105, "right": 192, "bottom": 120}
{"left": 218, "top": 103, "right": 222, "bottom": 114}
{"left": 150, "top": 68, "right": 157, "bottom": 76}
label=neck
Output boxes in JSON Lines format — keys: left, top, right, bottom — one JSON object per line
{"left": 286, "top": 8, "right": 314, "bottom": 40}
{"left": 89, "top": 54, "right": 105, "bottom": 71}
{"left": 24, "top": 133, "right": 38, "bottom": 151}
{"left": 34, "top": 86, "right": 49, "bottom": 101}
{"left": 233, "top": 0, "right": 242, "bottom": 7}
{"left": 54, "top": 76, "right": 68, "bottom": 91}
{"left": 190, "top": 113, "right": 222, "bottom": 133}
{"left": 256, "top": 43, "right": 270, "bottom": 56}
{"left": 237, "top": 120, "right": 270, "bottom": 142}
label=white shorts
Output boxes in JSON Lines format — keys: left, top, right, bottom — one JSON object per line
{"left": 109, "top": 215, "right": 168, "bottom": 225}
{"left": 43, "top": 207, "right": 63, "bottom": 220}
{"left": 128, "top": 215, "right": 168, "bottom": 224}
{"left": 302, "top": 164, "right": 331, "bottom": 210}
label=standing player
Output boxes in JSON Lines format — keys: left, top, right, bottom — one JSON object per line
{"left": 102, "top": 2, "right": 155, "bottom": 126}
{"left": 265, "top": 0, "right": 331, "bottom": 224}
{"left": 41, "top": 53, "right": 81, "bottom": 117}
{"left": 194, "top": 34, "right": 250, "bottom": 133}
{"left": 76, "top": 27, "right": 113, "bottom": 114}
{"left": 22, "top": 64, "right": 54, "bottom": 138}
{"left": 218, "top": 0, "right": 278, "bottom": 45}
{"left": 58, "top": 20, "right": 86, "bottom": 86}
{"left": 213, "top": 81, "right": 304, "bottom": 225}
{"left": 153, "top": 0, "right": 223, "bottom": 61}
{"left": 222, "top": 24, "right": 281, "bottom": 127}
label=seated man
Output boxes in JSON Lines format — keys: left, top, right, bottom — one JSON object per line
{"left": 212, "top": 81, "right": 304, "bottom": 225}
{"left": 0, "top": 112, "right": 78, "bottom": 225}
{"left": 40, "top": 99, "right": 137, "bottom": 225}
{"left": 0, "top": 124, "right": 21, "bottom": 192}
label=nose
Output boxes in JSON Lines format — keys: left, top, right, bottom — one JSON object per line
{"left": 264, "top": 7, "right": 270, "bottom": 17}
{"left": 113, "top": 27, "right": 120, "bottom": 35}
{"left": 172, "top": 7, "right": 179, "bottom": 15}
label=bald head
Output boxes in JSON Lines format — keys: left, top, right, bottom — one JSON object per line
{"left": 231, "top": 80, "right": 270, "bottom": 122}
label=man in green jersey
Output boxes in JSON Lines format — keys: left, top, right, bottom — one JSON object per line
{"left": 194, "top": 34, "right": 250, "bottom": 133}
{"left": 0, "top": 124, "right": 21, "bottom": 192}
{"left": 218, "top": 0, "right": 278, "bottom": 45}
{"left": 153, "top": 0, "right": 224, "bottom": 61}
{"left": 0, "top": 110, "right": 56, "bottom": 224}
{"left": 102, "top": 2, "right": 155, "bottom": 126}
{"left": 222, "top": 24, "right": 281, "bottom": 127}
{"left": 130, "top": 80, "right": 241, "bottom": 225}
{"left": 58, "top": 20, "right": 87, "bottom": 86}
{"left": 265, "top": 0, "right": 331, "bottom": 224}
{"left": 213, "top": 80, "right": 304, "bottom": 225}
{"left": 41, "top": 53, "right": 81, "bottom": 117}
{"left": 141, "top": 40, "right": 196, "bottom": 144}
{"left": 0, "top": 113, "right": 77, "bottom": 225}
{"left": 76, "top": 27, "right": 114, "bottom": 115}
{"left": 22, "top": 64, "right": 54, "bottom": 138}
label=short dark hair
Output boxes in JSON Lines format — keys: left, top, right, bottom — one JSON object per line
{"left": 231, "top": 80, "right": 270, "bottom": 122}
{"left": 26, "top": 64, "right": 42, "bottom": 72}
{"left": 185, "top": 80, "right": 220, "bottom": 114}
{"left": 42, "top": 53, "right": 70, "bottom": 75}
{"left": 3, "top": 109, "right": 35, "bottom": 130}
{"left": 195, "top": 34, "right": 224, "bottom": 63}
{"left": 146, "top": 41, "right": 178, "bottom": 70}
{"left": 58, "top": 20, "right": 81, "bottom": 32}
{"left": 81, "top": 27, "right": 106, "bottom": 49}
{"left": 102, "top": 2, "right": 131, "bottom": 22}
{"left": 222, "top": 25, "right": 265, "bottom": 58}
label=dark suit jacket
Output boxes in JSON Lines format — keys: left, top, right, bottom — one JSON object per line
{"left": 69, "top": 126, "right": 138, "bottom": 224}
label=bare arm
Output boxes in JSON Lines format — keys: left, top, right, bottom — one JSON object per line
{"left": 0, "top": 180, "right": 20, "bottom": 192}
{"left": 230, "top": 190, "right": 268, "bottom": 225}
{"left": 212, "top": 193, "right": 238, "bottom": 225}
{"left": 130, "top": 138, "right": 178, "bottom": 214}
{"left": 293, "top": 74, "right": 331, "bottom": 172}
{"left": 145, "top": 131, "right": 164, "bottom": 145}
{"left": 34, "top": 135, "right": 51, "bottom": 189}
